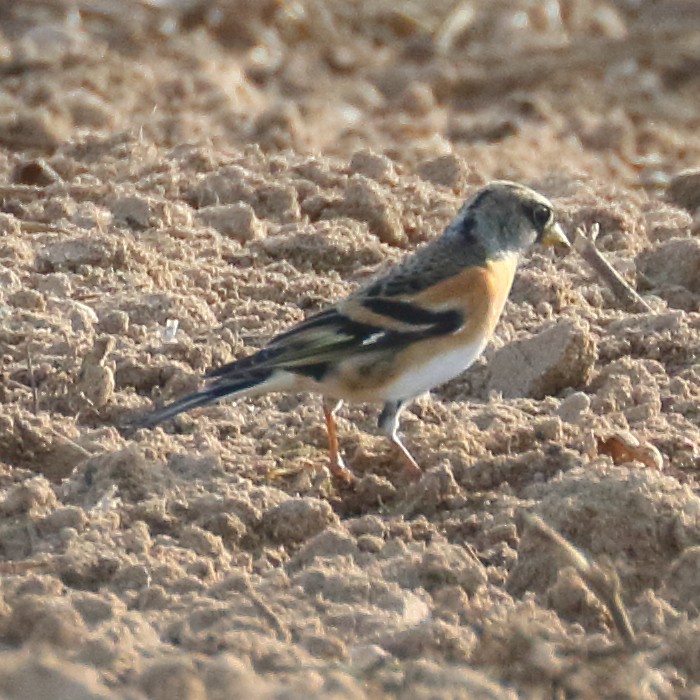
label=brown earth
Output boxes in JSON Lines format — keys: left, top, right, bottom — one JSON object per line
{"left": 1, "top": 1, "right": 700, "bottom": 698}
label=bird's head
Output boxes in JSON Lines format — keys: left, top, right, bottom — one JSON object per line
{"left": 448, "top": 180, "right": 570, "bottom": 258}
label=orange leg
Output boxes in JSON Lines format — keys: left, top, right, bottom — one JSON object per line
{"left": 379, "top": 400, "right": 422, "bottom": 481}
{"left": 322, "top": 399, "right": 354, "bottom": 482}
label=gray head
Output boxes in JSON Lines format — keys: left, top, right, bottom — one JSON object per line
{"left": 444, "top": 180, "right": 570, "bottom": 258}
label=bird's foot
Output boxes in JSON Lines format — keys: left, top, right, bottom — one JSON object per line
{"left": 328, "top": 456, "right": 356, "bottom": 485}
{"left": 402, "top": 461, "right": 423, "bottom": 482}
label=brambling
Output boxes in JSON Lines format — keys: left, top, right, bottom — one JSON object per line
{"left": 135, "top": 181, "right": 569, "bottom": 481}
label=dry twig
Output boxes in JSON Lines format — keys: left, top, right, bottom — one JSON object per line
{"left": 25, "top": 338, "right": 39, "bottom": 415}
{"left": 0, "top": 185, "right": 44, "bottom": 201}
{"left": 231, "top": 574, "right": 290, "bottom": 643}
{"left": 0, "top": 558, "right": 53, "bottom": 574}
{"left": 573, "top": 224, "right": 652, "bottom": 313}
{"left": 523, "top": 513, "right": 636, "bottom": 648}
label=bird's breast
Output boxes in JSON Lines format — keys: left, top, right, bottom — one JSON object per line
{"left": 381, "top": 335, "right": 488, "bottom": 400}
{"left": 307, "top": 253, "right": 520, "bottom": 403}
{"left": 381, "top": 252, "right": 520, "bottom": 400}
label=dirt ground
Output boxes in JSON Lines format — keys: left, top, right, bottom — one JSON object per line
{"left": 2, "top": 1, "right": 700, "bottom": 698}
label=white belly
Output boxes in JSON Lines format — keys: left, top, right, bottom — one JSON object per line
{"left": 383, "top": 338, "right": 486, "bottom": 401}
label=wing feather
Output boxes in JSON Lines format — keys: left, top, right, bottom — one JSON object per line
{"left": 205, "top": 297, "right": 463, "bottom": 382}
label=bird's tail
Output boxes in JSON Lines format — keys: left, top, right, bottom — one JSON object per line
{"left": 132, "top": 371, "right": 271, "bottom": 429}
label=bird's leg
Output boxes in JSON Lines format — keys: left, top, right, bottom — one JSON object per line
{"left": 322, "top": 398, "right": 354, "bottom": 482}
{"left": 378, "top": 400, "right": 422, "bottom": 480}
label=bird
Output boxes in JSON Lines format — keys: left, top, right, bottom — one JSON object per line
{"left": 133, "top": 181, "right": 570, "bottom": 482}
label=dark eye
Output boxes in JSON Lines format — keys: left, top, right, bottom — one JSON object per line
{"left": 530, "top": 204, "right": 552, "bottom": 231}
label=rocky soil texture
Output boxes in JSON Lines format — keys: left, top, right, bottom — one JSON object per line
{"left": 2, "top": 1, "right": 700, "bottom": 698}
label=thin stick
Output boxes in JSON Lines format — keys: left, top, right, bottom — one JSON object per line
{"left": 0, "top": 185, "right": 43, "bottom": 201}
{"left": 49, "top": 430, "right": 92, "bottom": 459}
{"left": 0, "top": 558, "right": 52, "bottom": 574}
{"left": 235, "top": 575, "right": 290, "bottom": 642}
{"left": 573, "top": 224, "right": 652, "bottom": 313}
{"left": 25, "top": 338, "right": 39, "bottom": 415}
{"left": 523, "top": 513, "right": 636, "bottom": 647}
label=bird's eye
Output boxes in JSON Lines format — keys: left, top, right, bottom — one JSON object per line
{"left": 528, "top": 203, "right": 552, "bottom": 232}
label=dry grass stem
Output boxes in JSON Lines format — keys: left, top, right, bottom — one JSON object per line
{"left": 523, "top": 513, "right": 636, "bottom": 647}
{"left": 25, "top": 339, "right": 39, "bottom": 416}
{"left": 573, "top": 224, "right": 652, "bottom": 313}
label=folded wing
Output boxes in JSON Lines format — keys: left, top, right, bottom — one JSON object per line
{"left": 206, "top": 296, "right": 464, "bottom": 382}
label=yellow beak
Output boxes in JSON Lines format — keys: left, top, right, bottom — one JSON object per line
{"left": 540, "top": 221, "right": 570, "bottom": 249}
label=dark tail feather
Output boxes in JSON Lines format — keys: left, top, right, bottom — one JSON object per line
{"left": 132, "top": 372, "right": 269, "bottom": 429}
{"left": 204, "top": 346, "right": 279, "bottom": 380}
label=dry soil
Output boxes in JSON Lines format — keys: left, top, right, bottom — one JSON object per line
{"left": 2, "top": 1, "right": 700, "bottom": 698}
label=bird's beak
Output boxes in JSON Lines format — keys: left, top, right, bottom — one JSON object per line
{"left": 540, "top": 221, "right": 570, "bottom": 249}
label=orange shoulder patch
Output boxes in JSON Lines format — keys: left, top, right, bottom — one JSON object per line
{"left": 409, "top": 253, "right": 518, "bottom": 331}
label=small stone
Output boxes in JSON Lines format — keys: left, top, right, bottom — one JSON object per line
{"left": 557, "top": 392, "right": 591, "bottom": 424}
{"left": 532, "top": 416, "right": 563, "bottom": 442}
{"left": 667, "top": 168, "right": 700, "bottom": 212}
{"left": 457, "top": 560, "right": 488, "bottom": 596}
{"left": 693, "top": 210, "right": 700, "bottom": 237}
{"left": 350, "top": 644, "right": 390, "bottom": 673}
{"left": 252, "top": 183, "right": 299, "bottom": 222}
{"left": 111, "top": 196, "right": 152, "bottom": 230}
{"left": 34, "top": 272, "right": 72, "bottom": 298}
{"left": 346, "top": 514, "right": 386, "bottom": 537}
{"left": 416, "top": 153, "right": 469, "bottom": 190}
{"left": 70, "top": 203, "right": 111, "bottom": 231}
{"left": 352, "top": 473, "right": 398, "bottom": 508}
{"left": 636, "top": 238, "right": 700, "bottom": 294}
{"left": 200, "top": 512, "right": 246, "bottom": 545}
{"left": 349, "top": 149, "right": 398, "bottom": 184}
{"left": 77, "top": 336, "right": 115, "bottom": 409}
{"left": 190, "top": 165, "right": 253, "bottom": 208}
{"left": 36, "top": 235, "right": 125, "bottom": 272}
{"left": 8, "top": 288, "right": 45, "bottom": 311}
{"left": 12, "top": 158, "right": 62, "bottom": 186}
{"left": 98, "top": 309, "right": 129, "bottom": 335}
{"left": 0, "top": 415, "right": 90, "bottom": 481}
{"left": 197, "top": 202, "right": 264, "bottom": 242}
{"left": 262, "top": 497, "right": 338, "bottom": 544}
{"left": 339, "top": 175, "right": 406, "bottom": 246}
{"left": 487, "top": 319, "right": 597, "bottom": 399}
{"left": 112, "top": 563, "right": 151, "bottom": 591}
